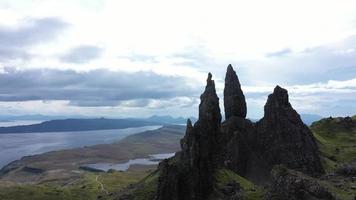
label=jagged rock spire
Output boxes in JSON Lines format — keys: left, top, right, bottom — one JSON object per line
{"left": 224, "top": 64, "right": 247, "bottom": 119}
{"left": 257, "top": 85, "right": 324, "bottom": 175}
{"left": 180, "top": 118, "right": 193, "bottom": 152}
{"left": 156, "top": 70, "right": 325, "bottom": 200}
{"left": 198, "top": 73, "right": 221, "bottom": 124}
{"left": 263, "top": 85, "right": 298, "bottom": 122}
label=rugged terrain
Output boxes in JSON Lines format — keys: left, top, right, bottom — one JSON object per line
{"left": 114, "top": 65, "right": 356, "bottom": 200}
{"left": 0, "top": 66, "right": 355, "bottom": 200}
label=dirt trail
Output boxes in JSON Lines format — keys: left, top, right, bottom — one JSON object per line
{"left": 95, "top": 175, "right": 109, "bottom": 195}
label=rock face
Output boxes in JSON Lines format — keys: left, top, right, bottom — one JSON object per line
{"left": 224, "top": 64, "right": 247, "bottom": 119}
{"left": 156, "top": 73, "right": 222, "bottom": 200}
{"left": 255, "top": 86, "right": 324, "bottom": 175}
{"left": 266, "top": 165, "right": 334, "bottom": 200}
{"left": 155, "top": 65, "right": 324, "bottom": 200}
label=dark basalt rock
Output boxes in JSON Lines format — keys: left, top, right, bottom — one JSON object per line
{"left": 218, "top": 116, "right": 256, "bottom": 175}
{"left": 157, "top": 73, "right": 222, "bottom": 200}
{"left": 255, "top": 86, "right": 324, "bottom": 176}
{"left": 224, "top": 64, "right": 247, "bottom": 119}
{"left": 218, "top": 180, "right": 244, "bottom": 200}
{"left": 266, "top": 165, "right": 334, "bottom": 200}
{"left": 155, "top": 65, "right": 325, "bottom": 200}
{"left": 335, "top": 161, "right": 356, "bottom": 176}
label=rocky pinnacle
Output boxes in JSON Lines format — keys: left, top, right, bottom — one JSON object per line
{"left": 155, "top": 68, "right": 325, "bottom": 200}
{"left": 199, "top": 72, "right": 221, "bottom": 124}
{"left": 257, "top": 85, "right": 324, "bottom": 175}
{"left": 224, "top": 64, "right": 247, "bottom": 119}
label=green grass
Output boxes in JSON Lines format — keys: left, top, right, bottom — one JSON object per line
{"left": 0, "top": 174, "right": 100, "bottom": 200}
{"left": 98, "top": 170, "right": 154, "bottom": 192}
{"left": 309, "top": 117, "right": 356, "bottom": 199}
{"left": 311, "top": 118, "right": 356, "bottom": 172}
{"left": 0, "top": 170, "right": 151, "bottom": 200}
{"left": 122, "top": 170, "right": 159, "bottom": 200}
{"left": 215, "top": 169, "right": 265, "bottom": 200}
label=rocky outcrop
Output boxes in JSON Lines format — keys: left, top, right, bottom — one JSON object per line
{"left": 155, "top": 65, "right": 324, "bottom": 200}
{"left": 255, "top": 86, "right": 324, "bottom": 175}
{"left": 311, "top": 115, "right": 356, "bottom": 134}
{"left": 157, "top": 73, "right": 222, "bottom": 200}
{"left": 224, "top": 64, "right": 247, "bottom": 119}
{"left": 266, "top": 165, "right": 334, "bottom": 200}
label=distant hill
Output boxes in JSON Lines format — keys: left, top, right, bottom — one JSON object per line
{"left": 300, "top": 114, "right": 323, "bottom": 125}
{"left": 0, "top": 118, "right": 164, "bottom": 134}
{"left": 142, "top": 115, "right": 197, "bottom": 124}
{"left": 311, "top": 115, "right": 356, "bottom": 134}
{"left": 0, "top": 114, "right": 197, "bottom": 123}
{"left": 249, "top": 113, "right": 323, "bottom": 125}
{"left": 0, "top": 114, "right": 86, "bottom": 121}
{"left": 0, "top": 115, "right": 195, "bottom": 134}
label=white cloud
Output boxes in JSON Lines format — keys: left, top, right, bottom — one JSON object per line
{"left": 240, "top": 78, "right": 356, "bottom": 118}
{"left": 0, "top": 0, "right": 355, "bottom": 117}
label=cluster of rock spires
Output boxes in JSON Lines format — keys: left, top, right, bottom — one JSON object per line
{"left": 155, "top": 65, "right": 325, "bottom": 200}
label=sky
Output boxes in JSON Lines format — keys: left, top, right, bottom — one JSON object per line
{"left": 0, "top": 0, "right": 355, "bottom": 119}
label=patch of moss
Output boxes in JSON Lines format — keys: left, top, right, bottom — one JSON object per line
{"left": 311, "top": 118, "right": 356, "bottom": 170}
{"left": 97, "top": 170, "right": 152, "bottom": 192}
{"left": 215, "top": 169, "right": 265, "bottom": 200}
{"left": 215, "top": 168, "right": 254, "bottom": 190}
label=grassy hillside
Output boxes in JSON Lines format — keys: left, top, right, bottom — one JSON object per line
{"left": 0, "top": 170, "right": 152, "bottom": 200}
{"left": 309, "top": 116, "right": 356, "bottom": 200}
{"left": 311, "top": 116, "right": 356, "bottom": 172}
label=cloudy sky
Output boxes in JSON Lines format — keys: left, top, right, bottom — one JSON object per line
{"left": 0, "top": 0, "right": 355, "bottom": 119}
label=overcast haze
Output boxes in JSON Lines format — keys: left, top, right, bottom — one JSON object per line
{"left": 0, "top": 0, "right": 355, "bottom": 119}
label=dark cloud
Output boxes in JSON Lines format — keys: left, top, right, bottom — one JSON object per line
{"left": 239, "top": 35, "right": 356, "bottom": 85}
{"left": 60, "top": 45, "right": 103, "bottom": 63}
{"left": 0, "top": 68, "right": 199, "bottom": 107}
{"left": 0, "top": 48, "right": 30, "bottom": 61}
{"left": 0, "top": 17, "right": 68, "bottom": 61}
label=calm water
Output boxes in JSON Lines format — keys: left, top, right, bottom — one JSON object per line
{"left": 0, "top": 125, "right": 161, "bottom": 168}
{"left": 83, "top": 153, "right": 175, "bottom": 172}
